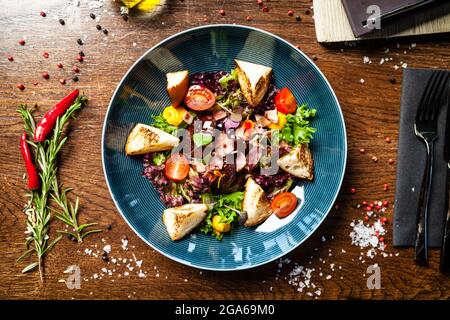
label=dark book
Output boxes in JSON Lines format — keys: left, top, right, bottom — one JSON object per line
{"left": 341, "top": 0, "right": 440, "bottom": 37}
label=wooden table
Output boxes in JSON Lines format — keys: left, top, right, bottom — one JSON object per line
{"left": 1, "top": 0, "right": 449, "bottom": 300}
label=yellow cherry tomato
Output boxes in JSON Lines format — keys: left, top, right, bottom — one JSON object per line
{"left": 212, "top": 215, "right": 231, "bottom": 233}
{"left": 268, "top": 112, "right": 287, "bottom": 130}
{"left": 162, "top": 106, "right": 186, "bottom": 126}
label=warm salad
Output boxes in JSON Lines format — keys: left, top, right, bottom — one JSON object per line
{"left": 125, "top": 59, "right": 317, "bottom": 241}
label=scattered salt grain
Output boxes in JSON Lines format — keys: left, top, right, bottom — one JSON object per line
{"left": 121, "top": 238, "right": 128, "bottom": 250}
{"left": 103, "top": 244, "right": 111, "bottom": 254}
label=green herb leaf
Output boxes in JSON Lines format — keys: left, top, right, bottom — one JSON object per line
{"left": 199, "top": 192, "right": 244, "bottom": 240}
{"left": 278, "top": 103, "right": 317, "bottom": 146}
{"left": 152, "top": 115, "right": 178, "bottom": 135}
{"left": 22, "top": 262, "right": 39, "bottom": 273}
{"left": 193, "top": 133, "right": 213, "bottom": 147}
{"left": 219, "top": 69, "right": 238, "bottom": 89}
{"left": 152, "top": 152, "right": 167, "bottom": 166}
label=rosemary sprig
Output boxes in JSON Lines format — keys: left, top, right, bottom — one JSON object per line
{"left": 16, "top": 95, "right": 100, "bottom": 282}
{"left": 51, "top": 185, "right": 102, "bottom": 242}
{"left": 17, "top": 104, "right": 61, "bottom": 281}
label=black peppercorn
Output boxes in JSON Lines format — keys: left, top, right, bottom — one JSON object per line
{"left": 96, "top": 24, "right": 102, "bottom": 30}
{"left": 305, "top": 9, "right": 311, "bottom": 15}
{"left": 312, "top": 55, "right": 318, "bottom": 61}
{"left": 296, "top": 16, "right": 301, "bottom": 22}
{"left": 90, "top": 13, "right": 96, "bottom": 19}
{"left": 389, "top": 77, "right": 396, "bottom": 84}
{"left": 59, "top": 18, "right": 65, "bottom": 25}
{"left": 77, "top": 38, "right": 83, "bottom": 45}
{"left": 79, "top": 51, "right": 85, "bottom": 57}
{"left": 107, "top": 224, "right": 112, "bottom": 230}
{"left": 122, "top": 14, "right": 128, "bottom": 21}
{"left": 72, "top": 75, "right": 79, "bottom": 82}
{"left": 103, "top": 29, "right": 108, "bottom": 35}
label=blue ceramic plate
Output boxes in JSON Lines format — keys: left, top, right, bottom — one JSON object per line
{"left": 102, "top": 25, "right": 347, "bottom": 271}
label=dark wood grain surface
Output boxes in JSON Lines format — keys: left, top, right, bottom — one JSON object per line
{"left": 1, "top": 0, "right": 449, "bottom": 300}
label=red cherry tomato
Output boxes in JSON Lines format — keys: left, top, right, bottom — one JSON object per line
{"left": 184, "top": 85, "right": 216, "bottom": 111}
{"left": 275, "top": 87, "right": 297, "bottom": 114}
{"left": 164, "top": 153, "right": 190, "bottom": 182}
{"left": 271, "top": 192, "right": 298, "bottom": 218}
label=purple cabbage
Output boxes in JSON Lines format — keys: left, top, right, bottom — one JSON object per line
{"left": 253, "top": 83, "right": 279, "bottom": 115}
{"left": 142, "top": 154, "right": 184, "bottom": 207}
{"left": 190, "top": 71, "right": 235, "bottom": 96}
{"left": 252, "top": 170, "right": 293, "bottom": 194}
{"left": 143, "top": 153, "right": 211, "bottom": 207}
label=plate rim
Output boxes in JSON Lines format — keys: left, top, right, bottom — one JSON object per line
{"left": 101, "top": 24, "right": 348, "bottom": 271}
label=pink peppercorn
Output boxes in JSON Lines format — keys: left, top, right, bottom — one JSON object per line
{"left": 72, "top": 65, "right": 80, "bottom": 73}
{"left": 57, "top": 63, "right": 63, "bottom": 68}
{"left": 40, "top": 11, "right": 46, "bottom": 17}
{"left": 59, "top": 78, "right": 66, "bottom": 85}
{"left": 19, "top": 39, "right": 26, "bottom": 45}
{"left": 42, "top": 72, "right": 49, "bottom": 79}
{"left": 7, "top": 56, "right": 14, "bottom": 61}
{"left": 17, "top": 83, "right": 25, "bottom": 90}
{"left": 76, "top": 55, "right": 84, "bottom": 62}
{"left": 219, "top": 9, "right": 225, "bottom": 16}
{"left": 350, "top": 187, "right": 356, "bottom": 194}
{"left": 385, "top": 137, "right": 391, "bottom": 143}
{"left": 288, "top": 10, "right": 294, "bottom": 16}
{"left": 360, "top": 148, "right": 365, "bottom": 154}
{"left": 383, "top": 183, "right": 389, "bottom": 191}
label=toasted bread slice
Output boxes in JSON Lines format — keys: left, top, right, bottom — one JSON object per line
{"left": 243, "top": 177, "right": 273, "bottom": 227}
{"left": 125, "top": 123, "right": 179, "bottom": 155}
{"left": 277, "top": 144, "right": 314, "bottom": 180}
{"left": 235, "top": 59, "right": 272, "bottom": 107}
{"left": 162, "top": 204, "right": 209, "bottom": 241}
{"left": 166, "top": 70, "right": 189, "bottom": 107}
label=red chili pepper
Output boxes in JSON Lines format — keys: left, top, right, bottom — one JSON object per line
{"left": 243, "top": 120, "right": 254, "bottom": 131}
{"left": 20, "top": 132, "right": 40, "bottom": 190}
{"left": 34, "top": 89, "right": 79, "bottom": 142}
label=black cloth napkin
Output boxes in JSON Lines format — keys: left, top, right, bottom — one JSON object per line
{"left": 393, "top": 67, "right": 449, "bottom": 247}
{"left": 341, "top": 0, "right": 440, "bottom": 37}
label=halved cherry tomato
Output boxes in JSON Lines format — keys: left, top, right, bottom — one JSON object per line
{"left": 275, "top": 87, "right": 297, "bottom": 114}
{"left": 164, "top": 153, "right": 190, "bottom": 182}
{"left": 184, "top": 85, "right": 216, "bottom": 111}
{"left": 271, "top": 192, "right": 298, "bottom": 218}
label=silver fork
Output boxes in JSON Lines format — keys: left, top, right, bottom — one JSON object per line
{"left": 414, "top": 70, "right": 450, "bottom": 264}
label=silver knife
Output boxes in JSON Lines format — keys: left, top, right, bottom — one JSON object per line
{"left": 440, "top": 79, "right": 450, "bottom": 272}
